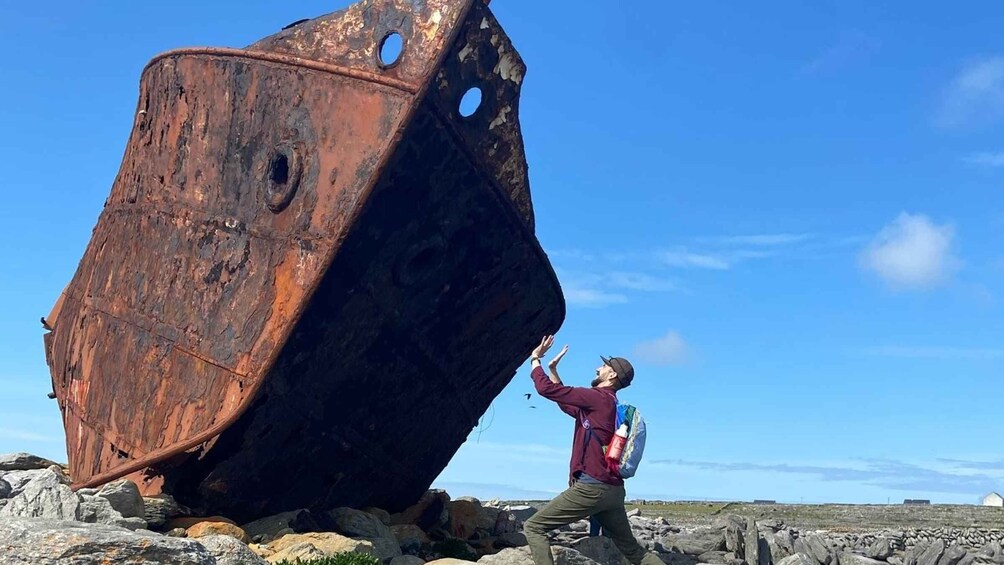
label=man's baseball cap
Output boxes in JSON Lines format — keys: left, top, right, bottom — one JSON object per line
{"left": 600, "top": 356, "right": 635, "bottom": 387}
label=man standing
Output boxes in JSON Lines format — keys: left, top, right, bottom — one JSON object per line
{"left": 523, "top": 335, "right": 663, "bottom": 565}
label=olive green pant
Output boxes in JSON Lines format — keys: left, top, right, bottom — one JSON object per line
{"left": 523, "top": 481, "right": 664, "bottom": 565}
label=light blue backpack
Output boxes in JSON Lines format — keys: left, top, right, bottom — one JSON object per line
{"left": 610, "top": 402, "right": 647, "bottom": 478}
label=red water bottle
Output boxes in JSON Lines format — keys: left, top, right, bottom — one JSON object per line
{"left": 606, "top": 424, "right": 629, "bottom": 463}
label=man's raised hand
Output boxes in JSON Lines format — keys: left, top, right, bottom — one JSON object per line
{"left": 548, "top": 344, "right": 569, "bottom": 369}
{"left": 532, "top": 335, "right": 555, "bottom": 359}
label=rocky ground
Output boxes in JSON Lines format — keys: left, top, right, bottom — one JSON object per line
{"left": 1, "top": 452, "right": 1003, "bottom": 565}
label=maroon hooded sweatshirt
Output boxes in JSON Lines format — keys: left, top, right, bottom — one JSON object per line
{"left": 531, "top": 366, "right": 623, "bottom": 487}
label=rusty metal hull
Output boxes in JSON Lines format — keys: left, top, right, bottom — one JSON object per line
{"left": 43, "top": 0, "right": 564, "bottom": 520}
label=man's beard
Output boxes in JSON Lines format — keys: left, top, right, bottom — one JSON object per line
{"left": 591, "top": 376, "right": 602, "bottom": 387}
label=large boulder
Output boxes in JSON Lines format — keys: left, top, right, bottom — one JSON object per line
{"left": 197, "top": 534, "right": 269, "bottom": 565}
{"left": 0, "top": 467, "right": 79, "bottom": 520}
{"left": 744, "top": 521, "right": 761, "bottom": 565}
{"left": 505, "top": 505, "right": 539, "bottom": 524}
{"left": 450, "top": 499, "right": 483, "bottom": 539}
{"left": 262, "top": 532, "right": 376, "bottom": 563}
{"left": 95, "top": 480, "right": 145, "bottom": 519}
{"left": 939, "top": 546, "right": 968, "bottom": 565}
{"left": 866, "top": 539, "right": 894, "bottom": 561}
{"left": 79, "top": 491, "right": 147, "bottom": 530}
{"left": 187, "top": 520, "right": 251, "bottom": 543}
{"left": 725, "top": 523, "right": 746, "bottom": 557}
{"left": 768, "top": 530, "right": 796, "bottom": 562}
{"left": 0, "top": 518, "right": 216, "bottom": 564}
{"left": 0, "top": 477, "right": 10, "bottom": 498}
{"left": 571, "top": 536, "right": 630, "bottom": 565}
{"left": 919, "top": 540, "right": 947, "bottom": 565}
{"left": 242, "top": 508, "right": 320, "bottom": 542}
{"left": 329, "top": 506, "right": 402, "bottom": 561}
{"left": 392, "top": 556, "right": 428, "bottom": 565}
{"left": 0, "top": 453, "right": 60, "bottom": 472}
{"left": 794, "top": 535, "right": 833, "bottom": 565}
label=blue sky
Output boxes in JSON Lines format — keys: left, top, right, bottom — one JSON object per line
{"left": 1, "top": 1, "right": 1002, "bottom": 505}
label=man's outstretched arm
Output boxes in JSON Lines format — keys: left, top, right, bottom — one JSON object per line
{"left": 530, "top": 365, "right": 598, "bottom": 409}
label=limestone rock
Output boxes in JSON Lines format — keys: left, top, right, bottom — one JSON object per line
{"left": 393, "top": 556, "right": 428, "bottom": 565}
{"left": 0, "top": 453, "right": 60, "bottom": 472}
{"left": 187, "top": 520, "right": 251, "bottom": 543}
{"left": 143, "top": 493, "right": 189, "bottom": 529}
{"left": 1, "top": 469, "right": 47, "bottom": 496}
{"left": 840, "top": 553, "right": 888, "bottom": 565}
{"left": 267, "top": 541, "right": 327, "bottom": 564}
{"left": 663, "top": 527, "right": 727, "bottom": 555}
{"left": 332, "top": 506, "right": 396, "bottom": 539}
{"left": 866, "top": 539, "right": 894, "bottom": 561}
{"left": 0, "top": 517, "right": 215, "bottom": 564}
{"left": 699, "top": 550, "right": 737, "bottom": 564}
{"left": 794, "top": 535, "right": 832, "bottom": 565}
{"left": 0, "top": 467, "right": 79, "bottom": 520}
{"left": 79, "top": 492, "right": 147, "bottom": 530}
{"left": 0, "top": 477, "right": 10, "bottom": 499}
{"left": 919, "top": 541, "right": 947, "bottom": 565}
{"left": 627, "top": 508, "right": 642, "bottom": 517}
{"left": 167, "top": 515, "right": 237, "bottom": 530}
{"left": 95, "top": 480, "right": 145, "bottom": 519}
{"left": 393, "top": 524, "right": 430, "bottom": 553}
{"left": 571, "top": 536, "right": 630, "bottom": 565}
{"left": 242, "top": 508, "right": 320, "bottom": 542}
{"left": 267, "top": 531, "right": 376, "bottom": 558}
{"left": 769, "top": 530, "right": 795, "bottom": 562}
{"left": 450, "top": 499, "right": 483, "bottom": 539}
{"left": 479, "top": 546, "right": 601, "bottom": 565}
{"left": 939, "top": 546, "right": 968, "bottom": 565}
{"left": 725, "top": 523, "right": 746, "bottom": 557}
{"left": 778, "top": 554, "right": 822, "bottom": 565}
{"left": 197, "top": 534, "right": 269, "bottom": 565}
{"left": 744, "top": 521, "right": 761, "bottom": 565}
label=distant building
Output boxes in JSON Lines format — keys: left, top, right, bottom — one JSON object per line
{"left": 983, "top": 492, "right": 1004, "bottom": 507}
{"left": 903, "top": 499, "right": 931, "bottom": 505}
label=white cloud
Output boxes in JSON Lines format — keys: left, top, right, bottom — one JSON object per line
{"left": 938, "top": 56, "right": 1004, "bottom": 128}
{"left": 563, "top": 287, "right": 628, "bottom": 308}
{"left": 702, "top": 233, "right": 814, "bottom": 246}
{"left": 633, "top": 331, "right": 690, "bottom": 366}
{"left": 860, "top": 213, "right": 960, "bottom": 290}
{"left": 660, "top": 250, "right": 730, "bottom": 270}
{"left": 963, "top": 151, "right": 1004, "bottom": 168}
{"left": 556, "top": 269, "right": 677, "bottom": 308}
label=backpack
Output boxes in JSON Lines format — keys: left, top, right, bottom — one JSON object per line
{"left": 608, "top": 401, "right": 647, "bottom": 478}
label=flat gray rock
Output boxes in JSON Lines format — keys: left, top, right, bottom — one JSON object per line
{"left": 839, "top": 552, "right": 887, "bottom": 565}
{"left": 79, "top": 493, "right": 147, "bottom": 530}
{"left": 1, "top": 469, "right": 47, "bottom": 496}
{"left": 919, "top": 540, "right": 947, "bottom": 565}
{"left": 0, "top": 478, "right": 10, "bottom": 499}
{"left": 196, "top": 534, "right": 268, "bottom": 565}
{"left": 0, "top": 518, "right": 216, "bottom": 564}
{"left": 778, "top": 554, "right": 820, "bottom": 565}
{"left": 0, "top": 468, "right": 79, "bottom": 520}
{"left": 0, "top": 453, "right": 60, "bottom": 472}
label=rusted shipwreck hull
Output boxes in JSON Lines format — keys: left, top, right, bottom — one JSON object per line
{"left": 42, "top": 0, "right": 564, "bottom": 521}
